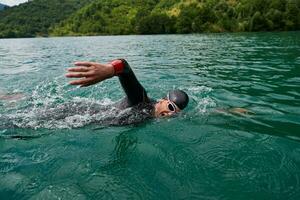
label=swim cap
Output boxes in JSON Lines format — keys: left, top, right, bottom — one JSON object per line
{"left": 167, "top": 90, "right": 189, "bottom": 110}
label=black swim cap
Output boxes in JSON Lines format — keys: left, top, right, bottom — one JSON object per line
{"left": 167, "top": 90, "right": 189, "bottom": 110}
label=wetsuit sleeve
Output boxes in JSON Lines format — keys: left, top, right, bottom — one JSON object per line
{"left": 112, "top": 59, "right": 149, "bottom": 106}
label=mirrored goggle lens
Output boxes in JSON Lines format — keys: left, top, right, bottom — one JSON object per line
{"left": 168, "top": 103, "right": 175, "bottom": 112}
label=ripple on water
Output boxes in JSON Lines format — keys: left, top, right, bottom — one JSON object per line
{"left": 77, "top": 173, "right": 148, "bottom": 199}
{"left": 1, "top": 58, "right": 40, "bottom": 75}
{"left": 29, "top": 184, "right": 87, "bottom": 200}
{"left": 196, "top": 134, "right": 300, "bottom": 198}
{"left": 0, "top": 153, "right": 23, "bottom": 173}
{"left": 0, "top": 173, "right": 27, "bottom": 192}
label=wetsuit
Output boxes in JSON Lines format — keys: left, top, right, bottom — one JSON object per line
{"left": 114, "top": 59, "right": 153, "bottom": 108}
{"left": 112, "top": 59, "right": 155, "bottom": 125}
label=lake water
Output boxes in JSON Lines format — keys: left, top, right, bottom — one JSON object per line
{"left": 0, "top": 32, "right": 300, "bottom": 199}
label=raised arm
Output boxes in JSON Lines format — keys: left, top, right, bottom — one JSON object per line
{"left": 112, "top": 59, "right": 149, "bottom": 106}
{"left": 66, "top": 59, "right": 149, "bottom": 106}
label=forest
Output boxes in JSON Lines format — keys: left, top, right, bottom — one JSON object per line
{"left": 0, "top": 0, "right": 299, "bottom": 38}
{"left": 0, "top": 0, "right": 92, "bottom": 38}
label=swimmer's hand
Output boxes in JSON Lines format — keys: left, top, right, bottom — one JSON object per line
{"left": 65, "top": 61, "right": 115, "bottom": 87}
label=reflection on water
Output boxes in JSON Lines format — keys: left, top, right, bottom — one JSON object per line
{"left": 0, "top": 32, "right": 300, "bottom": 199}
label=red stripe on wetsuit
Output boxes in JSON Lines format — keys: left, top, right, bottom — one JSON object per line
{"left": 111, "top": 59, "right": 124, "bottom": 76}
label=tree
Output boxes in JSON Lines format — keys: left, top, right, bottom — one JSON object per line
{"left": 137, "top": 13, "right": 175, "bottom": 34}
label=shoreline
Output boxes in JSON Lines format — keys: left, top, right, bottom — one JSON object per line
{"left": 0, "top": 30, "right": 299, "bottom": 40}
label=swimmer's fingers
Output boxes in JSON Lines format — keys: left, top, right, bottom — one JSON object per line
{"left": 65, "top": 71, "right": 94, "bottom": 78}
{"left": 67, "top": 62, "right": 113, "bottom": 87}
{"left": 67, "top": 66, "right": 89, "bottom": 72}
{"left": 74, "top": 61, "right": 97, "bottom": 67}
{"left": 69, "top": 77, "right": 98, "bottom": 86}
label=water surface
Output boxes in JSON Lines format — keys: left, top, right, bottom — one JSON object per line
{"left": 0, "top": 32, "right": 300, "bottom": 199}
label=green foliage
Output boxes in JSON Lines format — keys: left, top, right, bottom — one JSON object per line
{"left": 176, "top": 3, "right": 200, "bottom": 33}
{"left": 0, "top": 0, "right": 92, "bottom": 38}
{"left": 51, "top": 0, "right": 160, "bottom": 35}
{"left": 0, "top": 0, "right": 299, "bottom": 38}
{"left": 137, "top": 13, "right": 176, "bottom": 34}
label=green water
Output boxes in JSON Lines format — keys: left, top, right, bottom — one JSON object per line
{"left": 0, "top": 32, "right": 300, "bottom": 199}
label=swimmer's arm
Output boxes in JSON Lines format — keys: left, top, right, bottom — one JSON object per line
{"left": 65, "top": 59, "right": 149, "bottom": 106}
{"left": 117, "top": 59, "right": 149, "bottom": 106}
{"left": 215, "top": 108, "right": 255, "bottom": 115}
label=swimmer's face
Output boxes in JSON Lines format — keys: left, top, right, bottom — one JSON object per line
{"left": 154, "top": 99, "right": 180, "bottom": 117}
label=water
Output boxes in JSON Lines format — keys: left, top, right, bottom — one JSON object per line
{"left": 0, "top": 32, "right": 299, "bottom": 199}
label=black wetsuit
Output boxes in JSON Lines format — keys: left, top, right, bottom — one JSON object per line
{"left": 0, "top": 59, "right": 155, "bottom": 129}
{"left": 113, "top": 59, "right": 155, "bottom": 125}
{"left": 115, "top": 59, "right": 152, "bottom": 108}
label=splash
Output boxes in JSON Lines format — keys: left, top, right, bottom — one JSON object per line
{"left": 186, "top": 86, "right": 216, "bottom": 114}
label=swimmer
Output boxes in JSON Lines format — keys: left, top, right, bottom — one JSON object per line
{"left": 0, "top": 60, "right": 188, "bottom": 129}
{"left": 65, "top": 59, "right": 189, "bottom": 119}
{"left": 0, "top": 59, "right": 253, "bottom": 130}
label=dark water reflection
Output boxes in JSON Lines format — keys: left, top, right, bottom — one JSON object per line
{"left": 0, "top": 32, "right": 300, "bottom": 199}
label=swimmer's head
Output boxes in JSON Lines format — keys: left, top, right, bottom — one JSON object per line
{"left": 154, "top": 89, "right": 189, "bottom": 117}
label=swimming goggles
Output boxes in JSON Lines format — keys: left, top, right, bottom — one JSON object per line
{"left": 167, "top": 93, "right": 178, "bottom": 112}
{"left": 167, "top": 101, "right": 177, "bottom": 112}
